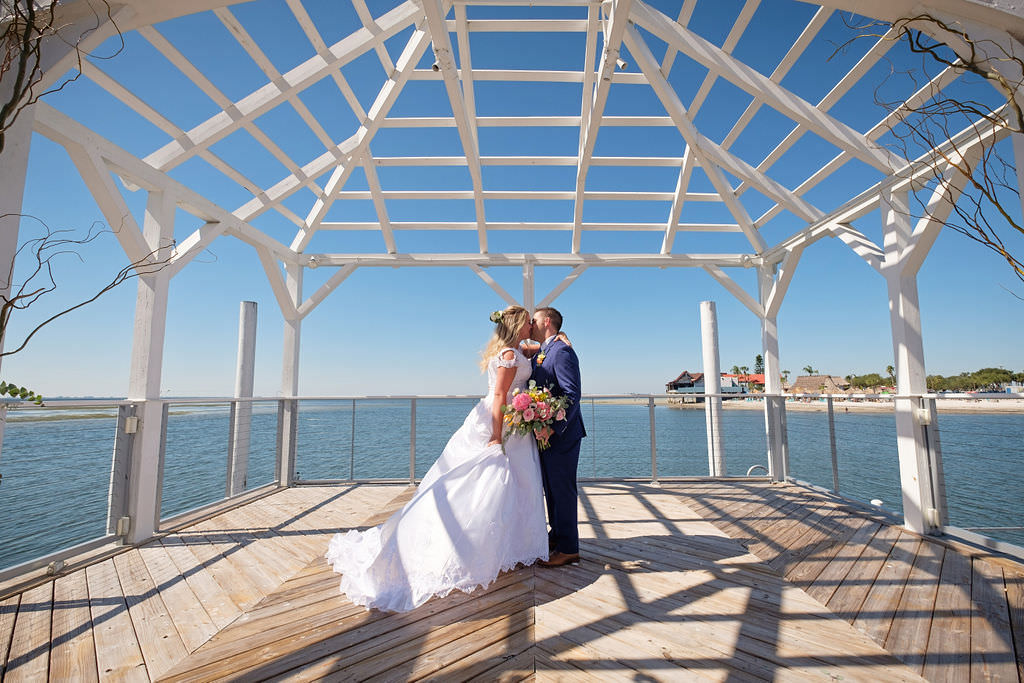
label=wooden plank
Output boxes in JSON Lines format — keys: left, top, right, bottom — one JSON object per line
{"left": 970, "top": 557, "right": 1017, "bottom": 682}
{"left": 136, "top": 542, "right": 218, "bottom": 652}
{"left": 883, "top": 539, "right": 944, "bottom": 674}
{"left": 826, "top": 523, "right": 902, "bottom": 622}
{"left": 805, "top": 520, "right": 883, "bottom": 606}
{"left": 534, "top": 635, "right": 635, "bottom": 681}
{"left": 363, "top": 603, "right": 533, "bottom": 681}
{"left": 113, "top": 549, "right": 189, "bottom": 679}
{"left": 922, "top": 546, "right": 972, "bottom": 682}
{"left": 49, "top": 569, "right": 98, "bottom": 682}
{"left": 536, "top": 583, "right": 786, "bottom": 681}
{"left": 3, "top": 581, "right": 52, "bottom": 682}
{"left": 276, "top": 578, "right": 533, "bottom": 680}
{"left": 159, "top": 535, "right": 241, "bottom": 630}
{"left": 171, "top": 530, "right": 265, "bottom": 611}
{"left": 0, "top": 593, "right": 20, "bottom": 677}
{"left": 784, "top": 514, "right": 874, "bottom": 587}
{"left": 85, "top": 560, "right": 148, "bottom": 681}
{"left": 162, "top": 570, "right": 532, "bottom": 680}
{"left": 533, "top": 559, "right": 909, "bottom": 673}
{"left": 1006, "top": 567, "right": 1024, "bottom": 681}
{"left": 852, "top": 534, "right": 922, "bottom": 645}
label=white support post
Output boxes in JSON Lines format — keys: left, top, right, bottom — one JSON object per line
{"left": 124, "top": 190, "right": 175, "bottom": 544}
{"left": 700, "top": 301, "right": 725, "bottom": 476}
{"left": 0, "top": 110, "right": 35, "bottom": 467}
{"left": 228, "top": 301, "right": 257, "bottom": 496}
{"left": 278, "top": 263, "right": 302, "bottom": 486}
{"left": 523, "top": 261, "right": 535, "bottom": 313}
{"left": 881, "top": 190, "right": 939, "bottom": 535}
{"left": 758, "top": 266, "right": 786, "bottom": 481}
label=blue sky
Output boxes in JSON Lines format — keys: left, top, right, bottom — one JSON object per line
{"left": 3, "top": 0, "right": 1022, "bottom": 397}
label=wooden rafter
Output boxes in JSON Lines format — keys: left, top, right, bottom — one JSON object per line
{"left": 572, "top": 0, "right": 631, "bottom": 254}
{"left": 292, "top": 26, "right": 434, "bottom": 252}
{"left": 142, "top": 0, "right": 422, "bottom": 173}
{"left": 421, "top": 0, "right": 488, "bottom": 253}
{"left": 630, "top": 0, "right": 904, "bottom": 173}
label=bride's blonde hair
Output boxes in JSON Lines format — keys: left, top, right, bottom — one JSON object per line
{"left": 480, "top": 305, "right": 530, "bottom": 371}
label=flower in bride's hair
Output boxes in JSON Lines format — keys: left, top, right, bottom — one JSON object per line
{"left": 489, "top": 310, "right": 504, "bottom": 323}
{"left": 511, "top": 392, "right": 531, "bottom": 411}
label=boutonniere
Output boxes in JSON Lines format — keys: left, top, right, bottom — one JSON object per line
{"left": 536, "top": 352, "right": 546, "bottom": 366}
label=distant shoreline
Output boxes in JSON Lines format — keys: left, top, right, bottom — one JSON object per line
{"left": 663, "top": 397, "right": 1024, "bottom": 414}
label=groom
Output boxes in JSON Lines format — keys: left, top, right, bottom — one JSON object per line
{"left": 530, "top": 307, "right": 585, "bottom": 567}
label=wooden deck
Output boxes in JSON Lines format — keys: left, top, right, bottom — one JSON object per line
{"left": 1, "top": 480, "right": 1022, "bottom": 681}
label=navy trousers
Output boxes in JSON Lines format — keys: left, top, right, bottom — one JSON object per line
{"left": 539, "top": 436, "right": 582, "bottom": 554}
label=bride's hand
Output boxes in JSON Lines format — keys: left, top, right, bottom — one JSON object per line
{"left": 556, "top": 331, "right": 571, "bottom": 347}
{"left": 487, "top": 438, "right": 502, "bottom": 447}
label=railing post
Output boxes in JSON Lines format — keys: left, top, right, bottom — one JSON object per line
{"left": 410, "top": 398, "right": 417, "bottom": 484}
{"left": 700, "top": 302, "right": 725, "bottom": 476}
{"left": 228, "top": 301, "right": 257, "bottom": 496}
{"left": 276, "top": 399, "right": 297, "bottom": 486}
{"left": 107, "top": 404, "right": 136, "bottom": 539}
{"left": 350, "top": 398, "right": 356, "bottom": 480}
{"left": 826, "top": 396, "right": 839, "bottom": 492}
{"left": 921, "top": 396, "right": 948, "bottom": 526}
{"left": 648, "top": 397, "right": 658, "bottom": 485}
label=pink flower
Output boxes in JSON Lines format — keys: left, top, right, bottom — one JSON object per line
{"left": 555, "top": 409, "right": 566, "bottom": 422}
{"left": 536, "top": 402, "right": 549, "bottom": 419}
{"left": 522, "top": 407, "right": 536, "bottom": 422}
{"left": 512, "top": 393, "right": 531, "bottom": 411}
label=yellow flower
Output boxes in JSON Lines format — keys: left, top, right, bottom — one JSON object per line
{"left": 536, "top": 352, "right": 546, "bottom": 366}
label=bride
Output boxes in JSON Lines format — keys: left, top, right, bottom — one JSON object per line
{"left": 326, "top": 305, "right": 549, "bottom": 612}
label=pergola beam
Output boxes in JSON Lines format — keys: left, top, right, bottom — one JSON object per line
{"left": 143, "top": 0, "right": 421, "bottom": 173}
{"left": 572, "top": 0, "right": 630, "bottom": 253}
{"left": 630, "top": 0, "right": 904, "bottom": 173}
{"left": 422, "top": 0, "right": 488, "bottom": 252}
{"left": 33, "top": 102, "right": 296, "bottom": 263}
{"left": 292, "top": 26, "right": 433, "bottom": 252}
{"left": 624, "top": 24, "right": 775, "bottom": 251}
{"left": 305, "top": 253, "right": 752, "bottom": 267}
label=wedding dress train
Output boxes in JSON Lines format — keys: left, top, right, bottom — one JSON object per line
{"left": 325, "top": 347, "right": 548, "bottom": 612}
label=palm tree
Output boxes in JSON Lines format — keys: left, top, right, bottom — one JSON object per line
{"left": 802, "top": 365, "right": 817, "bottom": 375}
{"left": 739, "top": 365, "right": 750, "bottom": 390}
{"left": 782, "top": 369, "right": 791, "bottom": 384}
{"left": 886, "top": 365, "right": 896, "bottom": 387}
{"left": 730, "top": 365, "right": 740, "bottom": 376}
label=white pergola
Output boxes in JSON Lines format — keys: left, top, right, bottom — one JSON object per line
{"left": 2, "top": 0, "right": 1023, "bottom": 544}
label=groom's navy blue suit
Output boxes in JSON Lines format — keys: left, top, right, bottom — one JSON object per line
{"left": 531, "top": 338, "right": 585, "bottom": 554}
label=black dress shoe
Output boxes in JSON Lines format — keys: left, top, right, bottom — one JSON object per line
{"left": 539, "top": 551, "right": 581, "bottom": 567}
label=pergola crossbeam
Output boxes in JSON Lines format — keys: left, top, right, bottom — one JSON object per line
{"left": 422, "top": 0, "right": 488, "bottom": 252}
{"left": 143, "top": 0, "right": 422, "bottom": 173}
{"left": 630, "top": 0, "right": 903, "bottom": 173}
{"left": 572, "top": 0, "right": 629, "bottom": 253}
{"left": 470, "top": 265, "right": 520, "bottom": 307}
{"left": 702, "top": 265, "right": 764, "bottom": 317}
{"left": 292, "top": 26, "right": 433, "bottom": 252}
{"left": 537, "top": 265, "right": 588, "bottom": 308}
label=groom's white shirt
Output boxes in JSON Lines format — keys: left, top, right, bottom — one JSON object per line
{"left": 542, "top": 334, "right": 557, "bottom": 352}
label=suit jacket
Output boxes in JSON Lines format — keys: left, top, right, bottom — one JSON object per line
{"left": 530, "top": 338, "right": 586, "bottom": 444}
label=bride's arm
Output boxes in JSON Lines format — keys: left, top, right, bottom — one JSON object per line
{"left": 519, "top": 339, "right": 540, "bottom": 358}
{"left": 488, "top": 349, "right": 517, "bottom": 447}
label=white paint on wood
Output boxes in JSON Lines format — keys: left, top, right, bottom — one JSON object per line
{"left": 229, "top": 301, "right": 257, "bottom": 496}
{"left": 700, "top": 301, "right": 725, "bottom": 476}
{"left": 125, "top": 190, "right": 175, "bottom": 544}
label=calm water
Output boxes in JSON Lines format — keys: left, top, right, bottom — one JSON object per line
{"left": 1, "top": 400, "right": 1021, "bottom": 570}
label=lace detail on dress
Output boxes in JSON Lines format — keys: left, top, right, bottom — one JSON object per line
{"left": 494, "top": 347, "right": 518, "bottom": 368}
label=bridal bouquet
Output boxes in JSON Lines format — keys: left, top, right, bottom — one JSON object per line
{"left": 502, "top": 380, "right": 570, "bottom": 450}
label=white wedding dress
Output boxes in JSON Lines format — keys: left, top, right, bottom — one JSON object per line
{"left": 325, "top": 347, "right": 548, "bottom": 612}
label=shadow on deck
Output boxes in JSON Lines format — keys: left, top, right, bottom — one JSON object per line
{"left": 1, "top": 480, "right": 1021, "bottom": 681}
